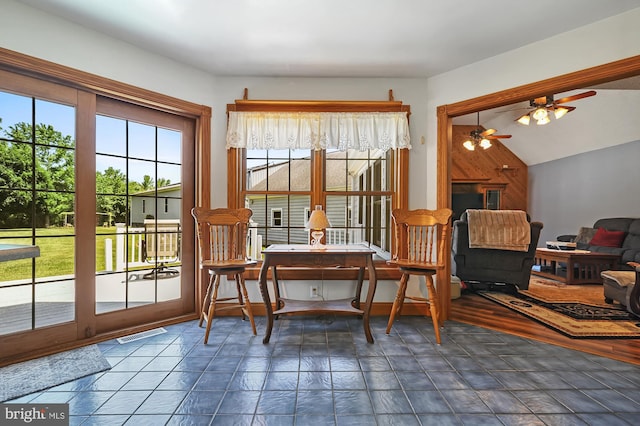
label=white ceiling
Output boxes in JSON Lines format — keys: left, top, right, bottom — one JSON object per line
{"left": 14, "top": 0, "right": 640, "bottom": 164}
{"left": 16, "top": 0, "right": 640, "bottom": 78}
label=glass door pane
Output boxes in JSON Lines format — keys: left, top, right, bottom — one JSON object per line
{"left": 95, "top": 114, "right": 182, "bottom": 314}
{"left": 0, "top": 91, "right": 76, "bottom": 335}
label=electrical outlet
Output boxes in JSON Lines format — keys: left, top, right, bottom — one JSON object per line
{"left": 310, "top": 286, "right": 318, "bottom": 298}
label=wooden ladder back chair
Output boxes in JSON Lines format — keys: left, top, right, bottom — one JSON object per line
{"left": 191, "top": 207, "right": 257, "bottom": 344}
{"left": 386, "top": 208, "right": 453, "bottom": 344}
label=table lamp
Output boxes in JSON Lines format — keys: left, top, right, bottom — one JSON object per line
{"left": 306, "top": 205, "right": 331, "bottom": 246}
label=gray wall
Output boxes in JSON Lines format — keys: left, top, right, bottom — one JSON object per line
{"left": 529, "top": 140, "right": 640, "bottom": 245}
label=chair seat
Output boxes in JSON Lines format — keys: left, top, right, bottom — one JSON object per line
{"left": 201, "top": 259, "right": 257, "bottom": 270}
{"left": 388, "top": 259, "right": 442, "bottom": 273}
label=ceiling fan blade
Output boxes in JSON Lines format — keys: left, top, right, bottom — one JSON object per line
{"left": 480, "top": 128, "right": 497, "bottom": 136}
{"left": 554, "top": 90, "right": 596, "bottom": 105}
{"left": 486, "top": 134, "right": 512, "bottom": 139}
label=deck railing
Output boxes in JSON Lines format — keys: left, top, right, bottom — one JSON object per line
{"left": 105, "top": 222, "right": 181, "bottom": 271}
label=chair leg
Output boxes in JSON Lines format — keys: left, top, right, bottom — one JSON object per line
{"left": 425, "top": 274, "right": 442, "bottom": 344}
{"left": 234, "top": 275, "right": 246, "bottom": 321}
{"left": 386, "top": 273, "right": 409, "bottom": 334}
{"left": 203, "top": 274, "right": 221, "bottom": 344}
{"left": 238, "top": 274, "right": 257, "bottom": 335}
{"left": 199, "top": 272, "right": 214, "bottom": 327}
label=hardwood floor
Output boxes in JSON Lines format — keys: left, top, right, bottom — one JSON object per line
{"left": 450, "top": 292, "right": 640, "bottom": 365}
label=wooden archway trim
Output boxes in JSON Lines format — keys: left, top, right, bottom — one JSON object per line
{"left": 436, "top": 54, "right": 640, "bottom": 320}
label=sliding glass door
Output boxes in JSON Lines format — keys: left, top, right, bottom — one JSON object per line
{"left": 0, "top": 69, "right": 196, "bottom": 361}
{"left": 93, "top": 97, "right": 195, "bottom": 332}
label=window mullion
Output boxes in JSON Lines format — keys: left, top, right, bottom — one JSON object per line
{"left": 311, "top": 150, "right": 324, "bottom": 208}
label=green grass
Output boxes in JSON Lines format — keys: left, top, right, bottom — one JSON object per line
{"left": 0, "top": 227, "right": 139, "bottom": 282}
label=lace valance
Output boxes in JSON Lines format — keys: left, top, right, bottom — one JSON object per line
{"left": 226, "top": 111, "right": 411, "bottom": 151}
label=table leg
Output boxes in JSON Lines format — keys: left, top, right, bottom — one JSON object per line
{"left": 353, "top": 267, "right": 364, "bottom": 310}
{"left": 272, "top": 265, "right": 283, "bottom": 312}
{"left": 363, "top": 255, "right": 377, "bottom": 343}
{"left": 259, "top": 259, "right": 273, "bottom": 344}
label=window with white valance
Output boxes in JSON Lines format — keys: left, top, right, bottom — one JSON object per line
{"left": 225, "top": 95, "right": 411, "bottom": 257}
{"left": 226, "top": 111, "right": 411, "bottom": 151}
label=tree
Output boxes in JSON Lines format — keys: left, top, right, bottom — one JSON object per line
{"left": 0, "top": 122, "right": 74, "bottom": 227}
{"left": 96, "top": 167, "right": 127, "bottom": 224}
{"left": 156, "top": 177, "right": 171, "bottom": 188}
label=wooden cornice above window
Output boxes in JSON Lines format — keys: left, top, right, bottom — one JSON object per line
{"left": 226, "top": 88, "right": 411, "bottom": 115}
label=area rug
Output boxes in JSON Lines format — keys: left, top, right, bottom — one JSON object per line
{"left": 0, "top": 345, "right": 111, "bottom": 402}
{"left": 477, "top": 289, "right": 640, "bottom": 339}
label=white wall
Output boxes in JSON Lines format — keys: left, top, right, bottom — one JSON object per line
{"left": 530, "top": 140, "right": 640, "bottom": 245}
{"left": 2, "top": 0, "right": 640, "bottom": 303}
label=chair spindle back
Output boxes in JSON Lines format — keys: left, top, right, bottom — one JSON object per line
{"left": 392, "top": 208, "right": 453, "bottom": 267}
{"left": 192, "top": 208, "right": 252, "bottom": 264}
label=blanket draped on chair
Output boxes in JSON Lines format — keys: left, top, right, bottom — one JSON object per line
{"left": 467, "top": 209, "right": 531, "bottom": 251}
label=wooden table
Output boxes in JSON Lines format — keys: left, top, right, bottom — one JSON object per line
{"left": 258, "top": 244, "right": 377, "bottom": 344}
{"left": 0, "top": 244, "right": 40, "bottom": 262}
{"left": 532, "top": 247, "right": 620, "bottom": 285}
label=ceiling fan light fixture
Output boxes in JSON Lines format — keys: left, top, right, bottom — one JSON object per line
{"left": 532, "top": 107, "right": 548, "bottom": 121}
{"left": 554, "top": 106, "right": 569, "bottom": 119}
{"left": 479, "top": 138, "right": 492, "bottom": 149}
{"left": 516, "top": 113, "right": 531, "bottom": 125}
{"left": 536, "top": 115, "right": 550, "bottom": 125}
{"left": 463, "top": 140, "right": 475, "bottom": 151}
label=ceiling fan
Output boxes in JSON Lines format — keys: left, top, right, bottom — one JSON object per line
{"left": 463, "top": 112, "right": 512, "bottom": 151}
{"left": 515, "top": 90, "right": 596, "bottom": 125}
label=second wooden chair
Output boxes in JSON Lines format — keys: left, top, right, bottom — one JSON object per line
{"left": 191, "top": 207, "right": 257, "bottom": 344}
{"left": 386, "top": 208, "right": 453, "bottom": 344}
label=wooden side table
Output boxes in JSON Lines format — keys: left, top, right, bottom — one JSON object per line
{"left": 258, "top": 244, "right": 377, "bottom": 343}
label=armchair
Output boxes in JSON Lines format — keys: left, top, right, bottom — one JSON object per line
{"left": 601, "top": 261, "right": 640, "bottom": 318}
{"left": 451, "top": 210, "right": 543, "bottom": 291}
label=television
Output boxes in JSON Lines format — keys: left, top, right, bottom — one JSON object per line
{"left": 451, "top": 193, "right": 484, "bottom": 221}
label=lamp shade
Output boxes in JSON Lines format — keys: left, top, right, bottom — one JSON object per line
{"left": 554, "top": 106, "right": 569, "bottom": 119}
{"left": 306, "top": 206, "right": 331, "bottom": 230}
{"left": 536, "top": 115, "right": 550, "bottom": 125}
{"left": 479, "top": 138, "right": 492, "bottom": 149}
{"left": 516, "top": 114, "right": 531, "bottom": 125}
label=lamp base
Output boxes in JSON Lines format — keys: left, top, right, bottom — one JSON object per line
{"left": 310, "top": 230, "right": 324, "bottom": 246}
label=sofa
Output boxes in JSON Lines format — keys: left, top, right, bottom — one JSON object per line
{"left": 451, "top": 211, "right": 543, "bottom": 290}
{"left": 558, "top": 217, "right": 640, "bottom": 270}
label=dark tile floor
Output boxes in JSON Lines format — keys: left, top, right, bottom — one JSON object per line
{"left": 9, "top": 315, "right": 640, "bottom": 425}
